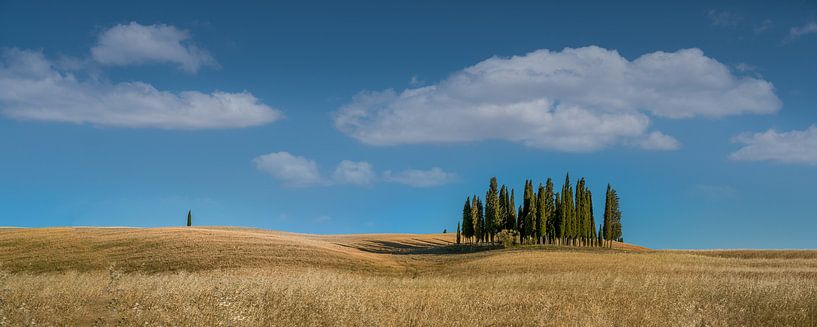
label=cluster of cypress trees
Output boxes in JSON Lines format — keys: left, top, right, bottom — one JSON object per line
{"left": 457, "top": 174, "right": 622, "bottom": 247}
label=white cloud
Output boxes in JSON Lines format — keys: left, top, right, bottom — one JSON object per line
{"left": 91, "top": 22, "right": 216, "bottom": 73}
{"left": 707, "top": 10, "right": 742, "bottom": 27}
{"left": 253, "top": 152, "right": 455, "bottom": 187}
{"left": 332, "top": 160, "right": 376, "bottom": 185}
{"left": 334, "top": 46, "right": 780, "bottom": 152}
{"left": 382, "top": 167, "right": 457, "bottom": 187}
{"left": 253, "top": 152, "right": 325, "bottom": 187}
{"left": 0, "top": 48, "right": 282, "bottom": 129}
{"left": 735, "top": 63, "right": 755, "bottom": 73}
{"left": 637, "top": 131, "right": 681, "bottom": 151}
{"left": 729, "top": 125, "right": 817, "bottom": 165}
{"left": 789, "top": 21, "right": 817, "bottom": 40}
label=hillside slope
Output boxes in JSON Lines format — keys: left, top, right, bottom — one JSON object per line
{"left": 0, "top": 227, "right": 644, "bottom": 273}
{"left": 1, "top": 227, "right": 816, "bottom": 326}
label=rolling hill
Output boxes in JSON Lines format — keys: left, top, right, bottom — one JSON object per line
{"left": 0, "top": 227, "right": 814, "bottom": 326}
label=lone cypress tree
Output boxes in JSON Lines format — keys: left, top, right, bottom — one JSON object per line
{"left": 187, "top": 210, "right": 192, "bottom": 227}
{"left": 462, "top": 197, "right": 474, "bottom": 243}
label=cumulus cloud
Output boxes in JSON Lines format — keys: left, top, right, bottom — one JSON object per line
{"left": 0, "top": 48, "right": 282, "bottom": 129}
{"left": 91, "top": 22, "right": 216, "bottom": 73}
{"left": 253, "top": 152, "right": 455, "bottom": 187}
{"left": 789, "top": 21, "right": 817, "bottom": 40}
{"left": 729, "top": 125, "right": 817, "bottom": 165}
{"left": 332, "top": 160, "right": 376, "bottom": 185}
{"left": 334, "top": 46, "right": 780, "bottom": 152}
{"left": 253, "top": 152, "right": 325, "bottom": 187}
{"left": 382, "top": 167, "right": 457, "bottom": 187}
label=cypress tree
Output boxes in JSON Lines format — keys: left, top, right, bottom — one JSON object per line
{"left": 536, "top": 183, "right": 547, "bottom": 244}
{"left": 610, "top": 188, "right": 622, "bottom": 242}
{"left": 522, "top": 180, "right": 536, "bottom": 244}
{"left": 603, "top": 184, "right": 613, "bottom": 247}
{"left": 499, "top": 186, "right": 508, "bottom": 231}
{"left": 471, "top": 196, "right": 480, "bottom": 243}
{"left": 456, "top": 222, "right": 461, "bottom": 244}
{"left": 462, "top": 197, "right": 474, "bottom": 243}
{"left": 476, "top": 197, "right": 485, "bottom": 242}
{"left": 561, "top": 173, "right": 574, "bottom": 245}
{"left": 597, "top": 224, "right": 603, "bottom": 247}
{"left": 588, "top": 189, "right": 596, "bottom": 244}
{"left": 502, "top": 189, "right": 516, "bottom": 231}
{"left": 507, "top": 189, "right": 516, "bottom": 231}
{"left": 187, "top": 210, "right": 192, "bottom": 227}
{"left": 575, "top": 178, "right": 585, "bottom": 246}
{"left": 518, "top": 179, "right": 531, "bottom": 244}
{"left": 544, "top": 178, "right": 556, "bottom": 244}
{"left": 485, "top": 177, "right": 500, "bottom": 242}
{"left": 517, "top": 205, "right": 523, "bottom": 241}
{"left": 555, "top": 192, "right": 563, "bottom": 245}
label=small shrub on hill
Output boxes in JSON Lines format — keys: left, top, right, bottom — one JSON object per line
{"left": 495, "top": 229, "right": 519, "bottom": 248}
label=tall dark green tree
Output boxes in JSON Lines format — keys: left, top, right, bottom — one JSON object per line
{"left": 575, "top": 178, "right": 586, "bottom": 245}
{"left": 587, "top": 189, "right": 596, "bottom": 245}
{"left": 544, "top": 178, "right": 556, "bottom": 244}
{"left": 187, "top": 210, "right": 192, "bottom": 227}
{"left": 561, "top": 173, "right": 575, "bottom": 245}
{"left": 597, "top": 224, "right": 603, "bottom": 247}
{"left": 485, "top": 177, "right": 500, "bottom": 242}
{"left": 536, "top": 183, "right": 547, "bottom": 244}
{"left": 499, "top": 187, "right": 506, "bottom": 229}
{"left": 603, "top": 184, "right": 622, "bottom": 247}
{"left": 456, "top": 222, "right": 461, "bottom": 244}
{"left": 476, "top": 197, "right": 485, "bottom": 242}
{"left": 555, "top": 192, "right": 563, "bottom": 245}
{"left": 462, "top": 197, "right": 474, "bottom": 243}
{"left": 521, "top": 180, "right": 536, "bottom": 244}
{"left": 507, "top": 189, "right": 516, "bottom": 231}
{"left": 610, "top": 189, "right": 622, "bottom": 242}
{"left": 517, "top": 205, "right": 523, "bottom": 237}
{"left": 471, "top": 196, "right": 480, "bottom": 243}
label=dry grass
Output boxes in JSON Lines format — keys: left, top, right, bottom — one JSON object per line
{"left": 1, "top": 227, "right": 816, "bottom": 326}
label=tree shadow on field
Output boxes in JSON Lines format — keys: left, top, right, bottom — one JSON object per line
{"left": 340, "top": 239, "right": 500, "bottom": 255}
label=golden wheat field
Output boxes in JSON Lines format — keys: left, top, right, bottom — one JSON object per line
{"left": 0, "top": 227, "right": 816, "bottom": 326}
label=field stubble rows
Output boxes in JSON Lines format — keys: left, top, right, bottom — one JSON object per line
{"left": 0, "top": 227, "right": 816, "bottom": 326}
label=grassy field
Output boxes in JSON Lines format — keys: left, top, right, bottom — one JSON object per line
{"left": 1, "top": 227, "right": 816, "bottom": 326}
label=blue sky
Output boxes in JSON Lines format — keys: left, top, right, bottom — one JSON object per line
{"left": 1, "top": 1, "right": 816, "bottom": 249}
